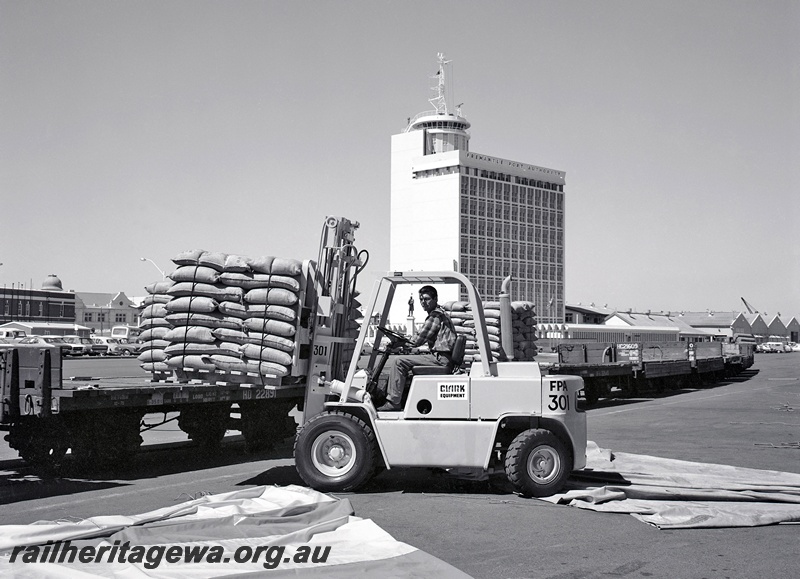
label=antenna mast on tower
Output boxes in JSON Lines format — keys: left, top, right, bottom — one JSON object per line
{"left": 429, "top": 52, "right": 451, "bottom": 115}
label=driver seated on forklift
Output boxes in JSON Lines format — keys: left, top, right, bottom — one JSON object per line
{"left": 377, "top": 285, "right": 457, "bottom": 411}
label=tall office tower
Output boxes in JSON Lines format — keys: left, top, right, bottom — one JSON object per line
{"left": 390, "top": 54, "right": 566, "bottom": 323}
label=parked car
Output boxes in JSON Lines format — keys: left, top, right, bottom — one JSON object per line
{"left": 115, "top": 338, "right": 139, "bottom": 357}
{"left": 18, "top": 336, "right": 72, "bottom": 357}
{"left": 93, "top": 336, "right": 133, "bottom": 356}
{"left": 62, "top": 335, "right": 93, "bottom": 356}
{"left": 790, "top": 342, "right": 800, "bottom": 352}
{"left": 78, "top": 335, "right": 107, "bottom": 356}
{"left": 88, "top": 337, "right": 110, "bottom": 356}
{"left": 0, "top": 337, "right": 14, "bottom": 349}
{"left": 761, "top": 342, "right": 787, "bottom": 353}
{"left": 0, "top": 329, "right": 27, "bottom": 342}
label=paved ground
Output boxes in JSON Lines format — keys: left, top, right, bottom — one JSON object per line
{"left": 1, "top": 353, "right": 798, "bottom": 578}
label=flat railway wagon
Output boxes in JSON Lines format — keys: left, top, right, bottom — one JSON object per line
{"left": 541, "top": 340, "right": 755, "bottom": 404}
{"left": 0, "top": 345, "right": 304, "bottom": 468}
{"left": 0, "top": 216, "right": 363, "bottom": 471}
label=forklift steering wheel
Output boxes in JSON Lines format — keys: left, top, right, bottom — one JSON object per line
{"left": 377, "top": 326, "right": 412, "bottom": 347}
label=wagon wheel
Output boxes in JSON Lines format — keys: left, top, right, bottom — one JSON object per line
{"left": 67, "top": 409, "right": 144, "bottom": 472}
{"left": 7, "top": 416, "right": 70, "bottom": 472}
{"left": 240, "top": 400, "right": 298, "bottom": 453}
{"left": 178, "top": 403, "right": 231, "bottom": 451}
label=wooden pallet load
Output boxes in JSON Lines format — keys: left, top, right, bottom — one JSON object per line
{"left": 138, "top": 250, "right": 304, "bottom": 385}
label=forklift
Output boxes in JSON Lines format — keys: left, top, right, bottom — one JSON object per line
{"left": 294, "top": 270, "right": 587, "bottom": 497}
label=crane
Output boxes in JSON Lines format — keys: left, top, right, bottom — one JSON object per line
{"left": 740, "top": 297, "right": 759, "bottom": 314}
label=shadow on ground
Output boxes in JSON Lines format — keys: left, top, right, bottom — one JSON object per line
{"left": 0, "top": 435, "right": 295, "bottom": 505}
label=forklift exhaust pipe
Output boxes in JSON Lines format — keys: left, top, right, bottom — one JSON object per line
{"left": 499, "top": 275, "right": 514, "bottom": 361}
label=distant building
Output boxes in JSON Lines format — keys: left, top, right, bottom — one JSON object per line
{"left": 605, "top": 311, "right": 713, "bottom": 342}
{"left": 780, "top": 316, "right": 799, "bottom": 342}
{"left": 742, "top": 313, "right": 770, "bottom": 343}
{"left": 0, "top": 274, "right": 139, "bottom": 336}
{"left": 390, "top": 54, "right": 565, "bottom": 322}
{"left": 74, "top": 292, "right": 139, "bottom": 335}
{"left": 669, "top": 311, "right": 754, "bottom": 343}
{"left": 764, "top": 314, "right": 788, "bottom": 342}
{"left": 564, "top": 304, "right": 613, "bottom": 325}
{"left": 0, "top": 275, "right": 75, "bottom": 325}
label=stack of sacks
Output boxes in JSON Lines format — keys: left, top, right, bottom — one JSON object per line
{"left": 510, "top": 301, "right": 538, "bottom": 360}
{"left": 465, "top": 301, "right": 503, "bottom": 362}
{"left": 137, "top": 280, "right": 175, "bottom": 372}
{"left": 442, "top": 300, "right": 538, "bottom": 364}
{"left": 138, "top": 250, "right": 304, "bottom": 381}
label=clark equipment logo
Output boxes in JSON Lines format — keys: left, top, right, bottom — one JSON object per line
{"left": 437, "top": 381, "right": 468, "bottom": 400}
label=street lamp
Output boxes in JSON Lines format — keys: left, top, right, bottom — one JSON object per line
{"left": 140, "top": 257, "right": 166, "bottom": 279}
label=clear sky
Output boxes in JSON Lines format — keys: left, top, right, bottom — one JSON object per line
{"left": 2, "top": 1, "right": 798, "bottom": 318}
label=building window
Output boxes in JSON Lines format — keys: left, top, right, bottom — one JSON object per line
{"left": 99, "top": 312, "right": 106, "bottom": 322}
{"left": 115, "top": 313, "right": 127, "bottom": 323}
{"left": 84, "top": 313, "right": 93, "bottom": 322}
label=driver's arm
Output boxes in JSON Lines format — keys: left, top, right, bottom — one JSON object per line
{"left": 412, "top": 315, "right": 441, "bottom": 350}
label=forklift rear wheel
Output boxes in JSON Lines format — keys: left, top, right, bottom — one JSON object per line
{"left": 294, "top": 412, "right": 379, "bottom": 492}
{"left": 505, "top": 428, "right": 571, "bottom": 497}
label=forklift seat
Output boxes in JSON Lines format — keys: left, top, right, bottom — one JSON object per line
{"left": 409, "top": 334, "right": 467, "bottom": 376}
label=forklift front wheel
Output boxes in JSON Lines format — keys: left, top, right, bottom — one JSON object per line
{"left": 505, "top": 428, "right": 571, "bottom": 497}
{"left": 294, "top": 412, "right": 379, "bottom": 492}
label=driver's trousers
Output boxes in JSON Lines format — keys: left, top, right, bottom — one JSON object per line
{"left": 384, "top": 352, "right": 448, "bottom": 407}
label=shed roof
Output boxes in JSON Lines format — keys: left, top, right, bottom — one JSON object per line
{"left": 75, "top": 292, "right": 135, "bottom": 308}
{"left": 781, "top": 316, "right": 800, "bottom": 330}
{"left": 669, "top": 311, "right": 745, "bottom": 328}
{"left": 0, "top": 321, "right": 91, "bottom": 332}
{"left": 605, "top": 312, "right": 711, "bottom": 335}
{"left": 565, "top": 303, "right": 614, "bottom": 317}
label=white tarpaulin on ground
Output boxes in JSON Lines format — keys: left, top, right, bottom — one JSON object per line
{"left": 0, "top": 485, "right": 472, "bottom": 578}
{"left": 543, "top": 442, "right": 800, "bottom": 529}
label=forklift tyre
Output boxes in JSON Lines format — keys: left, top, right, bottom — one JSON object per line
{"left": 294, "top": 411, "right": 379, "bottom": 492}
{"left": 505, "top": 428, "right": 571, "bottom": 497}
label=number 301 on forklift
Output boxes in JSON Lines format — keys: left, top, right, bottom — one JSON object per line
{"left": 547, "top": 379, "right": 576, "bottom": 412}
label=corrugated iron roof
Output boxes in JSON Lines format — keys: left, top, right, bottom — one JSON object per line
{"left": 669, "top": 311, "right": 745, "bottom": 327}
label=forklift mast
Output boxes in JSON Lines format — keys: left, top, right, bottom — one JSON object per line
{"left": 301, "top": 216, "right": 365, "bottom": 419}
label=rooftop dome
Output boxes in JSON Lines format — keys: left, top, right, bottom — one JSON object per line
{"left": 42, "top": 274, "right": 63, "bottom": 291}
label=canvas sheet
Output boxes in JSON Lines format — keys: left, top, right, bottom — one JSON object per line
{"left": 0, "top": 485, "right": 472, "bottom": 578}
{"left": 543, "top": 442, "right": 800, "bottom": 529}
